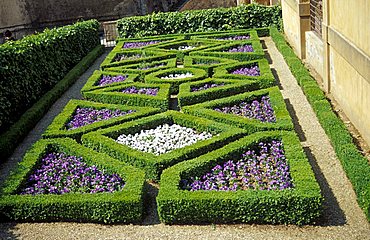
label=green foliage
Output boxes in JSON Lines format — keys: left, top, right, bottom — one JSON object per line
{"left": 183, "top": 86, "right": 293, "bottom": 134}
{"left": 183, "top": 55, "right": 238, "bottom": 76}
{"left": 270, "top": 27, "right": 370, "bottom": 221}
{"left": 82, "top": 83, "right": 171, "bottom": 111}
{"left": 43, "top": 100, "right": 162, "bottom": 141}
{"left": 81, "top": 111, "right": 247, "bottom": 180}
{"left": 117, "top": 4, "right": 282, "bottom": 38}
{"left": 191, "top": 29, "right": 260, "bottom": 41}
{"left": 0, "top": 45, "right": 104, "bottom": 162}
{"left": 0, "top": 138, "right": 145, "bottom": 223}
{"left": 213, "top": 59, "right": 275, "bottom": 89}
{"left": 157, "top": 131, "right": 323, "bottom": 225}
{"left": 0, "top": 20, "right": 100, "bottom": 134}
{"left": 145, "top": 67, "right": 208, "bottom": 94}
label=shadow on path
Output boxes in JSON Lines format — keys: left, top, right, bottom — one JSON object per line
{"left": 284, "top": 98, "right": 306, "bottom": 142}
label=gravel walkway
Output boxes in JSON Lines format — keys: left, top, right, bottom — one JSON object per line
{"left": 0, "top": 39, "right": 369, "bottom": 240}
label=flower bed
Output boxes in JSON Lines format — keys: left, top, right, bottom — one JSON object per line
{"left": 182, "top": 87, "right": 293, "bottom": 134}
{"left": 214, "top": 95, "right": 276, "bottom": 123}
{"left": 227, "top": 44, "right": 254, "bottom": 53}
{"left": 217, "top": 35, "right": 250, "bottom": 41}
{"left": 178, "top": 78, "right": 260, "bottom": 108}
{"left": 183, "top": 56, "right": 238, "bottom": 75}
{"left": 82, "top": 83, "right": 171, "bottom": 111}
{"left": 0, "top": 138, "right": 145, "bottom": 223}
{"left": 43, "top": 100, "right": 161, "bottom": 140}
{"left": 145, "top": 68, "right": 208, "bottom": 94}
{"left": 157, "top": 131, "right": 323, "bottom": 225}
{"left": 190, "top": 30, "right": 259, "bottom": 42}
{"left": 213, "top": 59, "right": 274, "bottom": 89}
{"left": 81, "top": 111, "right": 247, "bottom": 180}
{"left": 123, "top": 41, "right": 161, "bottom": 49}
{"left": 81, "top": 70, "right": 138, "bottom": 92}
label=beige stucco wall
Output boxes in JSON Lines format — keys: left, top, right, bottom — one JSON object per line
{"left": 305, "top": 31, "right": 324, "bottom": 77}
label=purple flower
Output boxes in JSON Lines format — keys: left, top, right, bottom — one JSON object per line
{"left": 182, "top": 140, "right": 293, "bottom": 191}
{"left": 98, "top": 75, "right": 128, "bottom": 86}
{"left": 217, "top": 35, "right": 250, "bottom": 41}
{"left": 121, "top": 86, "right": 159, "bottom": 96}
{"left": 227, "top": 44, "right": 254, "bottom": 53}
{"left": 191, "top": 83, "right": 225, "bottom": 92}
{"left": 66, "top": 107, "right": 135, "bottom": 130}
{"left": 123, "top": 41, "right": 160, "bottom": 49}
{"left": 214, "top": 96, "right": 276, "bottom": 123}
{"left": 115, "top": 54, "right": 142, "bottom": 62}
{"left": 137, "top": 63, "right": 165, "bottom": 70}
{"left": 231, "top": 65, "right": 260, "bottom": 76}
{"left": 21, "top": 152, "right": 125, "bottom": 195}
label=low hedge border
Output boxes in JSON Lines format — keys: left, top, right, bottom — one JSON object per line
{"left": 81, "top": 70, "right": 138, "bottom": 93}
{"left": 213, "top": 59, "right": 275, "bottom": 89}
{"left": 178, "top": 78, "right": 261, "bottom": 108}
{"left": 157, "top": 130, "right": 323, "bottom": 225}
{"left": 145, "top": 67, "right": 208, "bottom": 94}
{"left": 82, "top": 82, "right": 170, "bottom": 111}
{"left": 42, "top": 100, "right": 161, "bottom": 141}
{"left": 183, "top": 86, "right": 293, "bottom": 134}
{"left": 190, "top": 39, "right": 265, "bottom": 62}
{"left": 190, "top": 29, "right": 259, "bottom": 42}
{"left": 115, "top": 35, "right": 181, "bottom": 50}
{"left": 0, "top": 138, "right": 145, "bottom": 223}
{"left": 183, "top": 56, "right": 238, "bottom": 76}
{"left": 81, "top": 111, "right": 247, "bottom": 180}
{"left": 0, "top": 45, "right": 104, "bottom": 162}
{"left": 104, "top": 58, "right": 177, "bottom": 81}
{"left": 270, "top": 27, "right": 370, "bottom": 221}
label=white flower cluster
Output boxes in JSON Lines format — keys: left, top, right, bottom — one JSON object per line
{"left": 116, "top": 124, "right": 213, "bottom": 156}
{"left": 177, "top": 45, "right": 196, "bottom": 51}
{"left": 161, "top": 72, "right": 194, "bottom": 79}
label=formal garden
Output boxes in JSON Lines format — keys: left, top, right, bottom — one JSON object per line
{"left": 0, "top": 3, "right": 369, "bottom": 239}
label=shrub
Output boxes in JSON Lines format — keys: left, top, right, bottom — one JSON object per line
{"left": 157, "top": 131, "right": 323, "bottom": 225}
{"left": 0, "top": 20, "right": 100, "bottom": 134}
{"left": 0, "top": 138, "right": 145, "bottom": 223}
{"left": 81, "top": 111, "right": 247, "bottom": 180}
{"left": 117, "top": 4, "right": 282, "bottom": 38}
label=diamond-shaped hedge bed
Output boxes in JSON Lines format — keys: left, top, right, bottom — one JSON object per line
{"left": 178, "top": 78, "right": 261, "bottom": 108}
{"left": 213, "top": 59, "right": 275, "bottom": 89}
{"left": 183, "top": 86, "right": 293, "bottom": 134}
{"left": 43, "top": 100, "right": 161, "bottom": 141}
{"left": 145, "top": 67, "right": 208, "bottom": 94}
{"left": 81, "top": 70, "right": 138, "bottom": 92}
{"left": 157, "top": 131, "right": 323, "bottom": 225}
{"left": 0, "top": 138, "right": 145, "bottom": 223}
{"left": 81, "top": 111, "right": 247, "bottom": 180}
{"left": 82, "top": 82, "right": 171, "bottom": 111}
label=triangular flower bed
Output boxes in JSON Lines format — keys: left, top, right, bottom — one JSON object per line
{"left": 190, "top": 29, "right": 259, "bottom": 42}
{"left": 213, "top": 59, "right": 275, "bottom": 89}
{"left": 178, "top": 78, "right": 261, "bottom": 108}
{"left": 157, "top": 131, "right": 323, "bottom": 225}
{"left": 183, "top": 56, "right": 238, "bottom": 76}
{"left": 81, "top": 70, "right": 138, "bottom": 92}
{"left": 81, "top": 111, "right": 247, "bottom": 180}
{"left": 190, "top": 39, "right": 264, "bottom": 62}
{"left": 145, "top": 67, "right": 208, "bottom": 94}
{"left": 43, "top": 100, "right": 161, "bottom": 141}
{"left": 82, "top": 83, "right": 171, "bottom": 111}
{"left": 182, "top": 87, "right": 293, "bottom": 134}
{"left": 0, "top": 138, "right": 145, "bottom": 223}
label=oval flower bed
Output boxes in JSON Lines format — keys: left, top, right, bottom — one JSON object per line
{"left": 116, "top": 124, "right": 213, "bottom": 156}
{"left": 66, "top": 107, "right": 136, "bottom": 130}
{"left": 22, "top": 152, "right": 125, "bottom": 195}
{"left": 181, "top": 140, "right": 293, "bottom": 191}
{"left": 214, "top": 95, "right": 276, "bottom": 123}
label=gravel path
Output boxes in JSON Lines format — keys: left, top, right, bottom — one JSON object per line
{"left": 0, "top": 39, "right": 369, "bottom": 240}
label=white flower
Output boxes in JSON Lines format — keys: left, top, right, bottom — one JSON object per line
{"left": 160, "top": 72, "right": 194, "bottom": 80}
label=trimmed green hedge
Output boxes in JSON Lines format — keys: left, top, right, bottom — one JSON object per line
{"left": 0, "top": 45, "right": 104, "bottom": 162}
{"left": 81, "top": 70, "right": 138, "bottom": 93}
{"left": 190, "top": 39, "right": 265, "bottom": 62}
{"left": 183, "top": 55, "right": 238, "bottom": 76}
{"left": 183, "top": 86, "right": 293, "bottom": 134}
{"left": 0, "top": 20, "right": 100, "bottom": 134}
{"left": 190, "top": 29, "right": 259, "bottom": 42}
{"left": 145, "top": 67, "right": 208, "bottom": 94}
{"left": 270, "top": 27, "right": 370, "bottom": 221}
{"left": 0, "top": 138, "right": 145, "bottom": 223}
{"left": 213, "top": 59, "right": 275, "bottom": 89}
{"left": 43, "top": 100, "right": 161, "bottom": 141}
{"left": 117, "top": 4, "right": 282, "bottom": 38}
{"left": 157, "top": 131, "right": 323, "bottom": 225}
{"left": 178, "top": 78, "right": 261, "bottom": 108}
{"left": 81, "top": 111, "right": 247, "bottom": 180}
{"left": 82, "top": 82, "right": 171, "bottom": 111}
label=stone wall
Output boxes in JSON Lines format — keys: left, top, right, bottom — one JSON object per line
{"left": 179, "top": 0, "right": 237, "bottom": 11}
